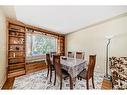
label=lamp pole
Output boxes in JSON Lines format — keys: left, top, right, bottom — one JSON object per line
{"left": 105, "top": 38, "right": 111, "bottom": 78}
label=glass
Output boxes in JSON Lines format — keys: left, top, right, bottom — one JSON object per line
{"left": 26, "top": 30, "right": 57, "bottom": 57}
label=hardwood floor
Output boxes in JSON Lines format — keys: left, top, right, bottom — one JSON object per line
{"left": 2, "top": 77, "right": 15, "bottom": 89}
{"left": 101, "top": 79, "right": 112, "bottom": 89}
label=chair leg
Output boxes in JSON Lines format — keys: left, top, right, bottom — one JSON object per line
{"left": 50, "top": 69, "right": 52, "bottom": 82}
{"left": 60, "top": 77, "right": 62, "bottom": 90}
{"left": 92, "top": 76, "right": 95, "bottom": 89}
{"left": 69, "top": 76, "right": 73, "bottom": 89}
{"left": 77, "top": 76, "right": 79, "bottom": 80}
{"left": 80, "top": 77, "right": 82, "bottom": 80}
{"left": 86, "top": 80, "right": 89, "bottom": 89}
{"left": 47, "top": 67, "right": 49, "bottom": 78}
{"left": 54, "top": 71, "right": 56, "bottom": 85}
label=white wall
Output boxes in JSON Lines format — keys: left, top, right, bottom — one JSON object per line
{"left": 0, "top": 8, "right": 7, "bottom": 88}
{"left": 66, "top": 14, "right": 127, "bottom": 74}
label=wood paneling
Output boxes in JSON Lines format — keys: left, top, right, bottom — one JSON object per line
{"left": 26, "top": 62, "right": 47, "bottom": 74}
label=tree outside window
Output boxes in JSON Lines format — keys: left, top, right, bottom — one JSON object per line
{"left": 26, "top": 30, "right": 57, "bottom": 57}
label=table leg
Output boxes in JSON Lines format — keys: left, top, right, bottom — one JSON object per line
{"left": 73, "top": 77, "right": 77, "bottom": 86}
{"left": 70, "top": 77, "right": 77, "bottom": 89}
{"left": 70, "top": 76, "right": 73, "bottom": 89}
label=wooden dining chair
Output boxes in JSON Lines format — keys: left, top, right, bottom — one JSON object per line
{"left": 76, "top": 52, "right": 85, "bottom": 59}
{"left": 53, "top": 55, "right": 73, "bottom": 89}
{"left": 50, "top": 52, "right": 56, "bottom": 57}
{"left": 77, "top": 55, "right": 96, "bottom": 89}
{"left": 68, "top": 52, "right": 74, "bottom": 58}
{"left": 46, "top": 53, "right": 55, "bottom": 82}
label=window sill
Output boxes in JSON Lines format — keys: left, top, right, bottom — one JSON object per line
{"left": 26, "top": 56, "right": 46, "bottom": 63}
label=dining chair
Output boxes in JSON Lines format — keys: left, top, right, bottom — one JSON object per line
{"left": 76, "top": 52, "right": 85, "bottom": 59}
{"left": 68, "top": 52, "right": 74, "bottom": 58}
{"left": 50, "top": 52, "right": 56, "bottom": 57}
{"left": 53, "top": 55, "right": 73, "bottom": 89}
{"left": 77, "top": 55, "right": 96, "bottom": 89}
{"left": 46, "top": 53, "right": 55, "bottom": 82}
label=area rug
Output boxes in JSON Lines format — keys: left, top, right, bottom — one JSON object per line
{"left": 13, "top": 69, "right": 104, "bottom": 90}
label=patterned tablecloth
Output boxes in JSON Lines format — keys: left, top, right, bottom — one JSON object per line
{"left": 60, "top": 57, "right": 87, "bottom": 78}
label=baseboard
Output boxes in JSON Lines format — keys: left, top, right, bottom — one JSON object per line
{"left": 94, "top": 70, "right": 104, "bottom": 75}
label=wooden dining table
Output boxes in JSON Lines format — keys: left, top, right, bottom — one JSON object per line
{"left": 60, "top": 56, "right": 87, "bottom": 89}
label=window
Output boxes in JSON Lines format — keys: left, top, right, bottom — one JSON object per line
{"left": 26, "top": 29, "right": 57, "bottom": 57}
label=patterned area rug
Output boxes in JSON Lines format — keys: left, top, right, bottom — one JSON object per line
{"left": 13, "top": 69, "right": 104, "bottom": 90}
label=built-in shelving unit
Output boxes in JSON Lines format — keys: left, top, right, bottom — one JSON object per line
{"left": 7, "top": 23, "right": 26, "bottom": 78}
{"left": 57, "top": 36, "right": 65, "bottom": 55}
{"left": 7, "top": 18, "right": 65, "bottom": 78}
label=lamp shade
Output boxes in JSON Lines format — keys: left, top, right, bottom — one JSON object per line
{"left": 105, "top": 35, "right": 114, "bottom": 39}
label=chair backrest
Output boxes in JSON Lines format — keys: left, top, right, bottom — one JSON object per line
{"left": 76, "top": 52, "right": 85, "bottom": 59}
{"left": 46, "top": 53, "right": 52, "bottom": 68}
{"left": 53, "top": 55, "right": 62, "bottom": 77}
{"left": 68, "top": 52, "right": 74, "bottom": 58}
{"left": 50, "top": 52, "right": 56, "bottom": 57}
{"left": 86, "top": 55, "right": 96, "bottom": 79}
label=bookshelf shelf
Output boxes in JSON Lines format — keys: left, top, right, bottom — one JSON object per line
{"left": 7, "top": 22, "right": 26, "bottom": 78}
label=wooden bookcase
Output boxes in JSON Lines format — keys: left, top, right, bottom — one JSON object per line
{"left": 57, "top": 36, "right": 65, "bottom": 56}
{"left": 6, "top": 18, "right": 65, "bottom": 78}
{"left": 7, "top": 23, "right": 26, "bottom": 78}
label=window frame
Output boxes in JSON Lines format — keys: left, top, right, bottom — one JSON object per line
{"left": 26, "top": 29, "right": 57, "bottom": 58}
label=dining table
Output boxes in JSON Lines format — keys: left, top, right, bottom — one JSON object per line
{"left": 60, "top": 56, "right": 87, "bottom": 89}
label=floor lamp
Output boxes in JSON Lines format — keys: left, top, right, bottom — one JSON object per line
{"left": 104, "top": 36, "right": 113, "bottom": 80}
